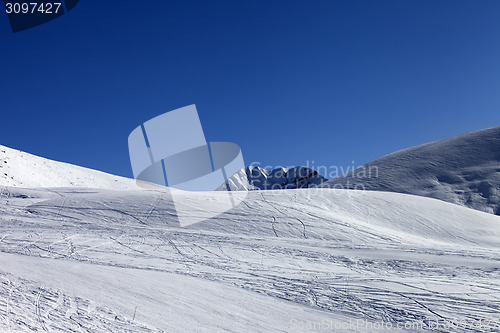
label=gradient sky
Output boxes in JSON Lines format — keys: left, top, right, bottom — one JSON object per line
{"left": 1, "top": 0, "right": 500, "bottom": 178}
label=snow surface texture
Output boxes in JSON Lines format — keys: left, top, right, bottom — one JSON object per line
{"left": 218, "top": 166, "right": 326, "bottom": 191}
{"left": 0, "top": 145, "right": 138, "bottom": 190}
{"left": 0, "top": 138, "right": 499, "bottom": 332}
{"left": 323, "top": 126, "right": 500, "bottom": 216}
{"left": 1, "top": 185, "right": 500, "bottom": 332}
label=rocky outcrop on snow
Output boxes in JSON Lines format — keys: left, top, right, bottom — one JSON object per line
{"left": 218, "top": 166, "right": 327, "bottom": 191}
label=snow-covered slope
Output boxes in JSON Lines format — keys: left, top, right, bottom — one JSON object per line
{"left": 0, "top": 144, "right": 326, "bottom": 192}
{"left": 0, "top": 145, "right": 138, "bottom": 189}
{"left": 323, "top": 126, "right": 500, "bottom": 215}
{"left": 1, "top": 186, "right": 499, "bottom": 332}
{"left": 219, "top": 166, "right": 326, "bottom": 191}
{"left": 1, "top": 143, "right": 500, "bottom": 332}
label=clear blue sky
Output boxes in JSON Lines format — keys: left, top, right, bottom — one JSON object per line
{"left": 1, "top": 0, "right": 499, "bottom": 178}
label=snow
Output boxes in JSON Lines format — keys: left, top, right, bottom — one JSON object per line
{"left": 323, "top": 126, "right": 500, "bottom": 215}
{"left": 218, "top": 166, "right": 326, "bottom": 191}
{"left": 0, "top": 145, "right": 138, "bottom": 190}
{"left": 0, "top": 142, "right": 499, "bottom": 332}
{"left": 1, "top": 185, "right": 499, "bottom": 332}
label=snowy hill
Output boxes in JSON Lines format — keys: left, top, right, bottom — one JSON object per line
{"left": 1, "top": 143, "right": 500, "bottom": 332}
{"left": 1, "top": 186, "right": 499, "bottom": 332}
{"left": 0, "top": 144, "right": 326, "bottom": 192}
{"left": 323, "top": 126, "right": 500, "bottom": 215}
{"left": 0, "top": 144, "right": 138, "bottom": 189}
{"left": 218, "top": 166, "right": 326, "bottom": 191}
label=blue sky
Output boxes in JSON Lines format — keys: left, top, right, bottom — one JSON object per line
{"left": 1, "top": 0, "right": 500, "bottom": 178}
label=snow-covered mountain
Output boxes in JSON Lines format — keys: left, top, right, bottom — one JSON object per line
{"left": 323, "top": 126, "right": 500, "bottom": 215}
{"left": 218, "top": 166, "right": 326, "bottom": 191}
{"left": 1, "top": 143, "right": 500, "bottom": 332}
{"left": 0, "top": 144, "right": 326, "bottom": 192}
{"left": 0, "top": 144, "right": 138, "bottom": 189}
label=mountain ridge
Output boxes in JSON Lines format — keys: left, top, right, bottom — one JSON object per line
{"left": 323, "top": 126, "right": 500, "bottom": 215}
{"left": 0, "top": 144, "right": 137, "bottom": 190}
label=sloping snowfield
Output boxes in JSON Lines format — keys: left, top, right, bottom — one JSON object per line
{"left": 324, "top": 126, "right": 500, "bottom": 216}
{"left": 1, "top": 186, "right": 499, "bottom": 332}
{"left": 0, "top": 145, "right": 138, "bottom": 190}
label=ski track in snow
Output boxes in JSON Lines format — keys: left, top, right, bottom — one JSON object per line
{"left": 0, "top": 187, "right": 499, "bottom": 332}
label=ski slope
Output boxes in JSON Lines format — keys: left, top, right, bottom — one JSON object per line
{"left": 323, "top": 126, "right": 500, "bottom": 216}
{"left": 1, "top": 185, "right": 499, "bottom": 332}
{"left": 0, "top": 145, "right": 138, "bottom": 190}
